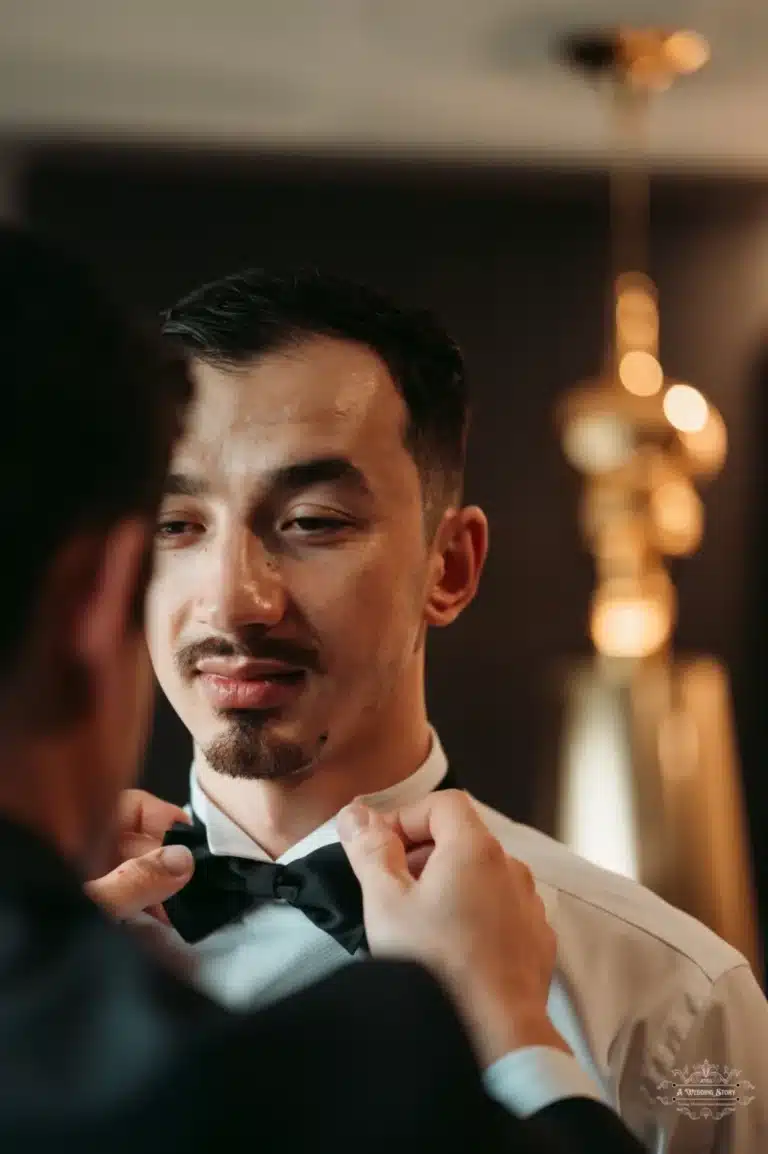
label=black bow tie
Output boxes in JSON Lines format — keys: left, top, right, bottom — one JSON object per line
{"left": 162, "top": 767, "right": 458, "bottom": 952}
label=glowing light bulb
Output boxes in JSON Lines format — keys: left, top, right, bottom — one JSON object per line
{"left": 619, "top": 350, "right": 663, "bottom": 396}
{"left": 650, "top": 480, "right": 703, "bottom": 555}
{"left": 563, "top": 412, "right": 634, "bottom": 474}
{"left": 663, "top": 384, "right": 708, "bottom": 433}
{"left": 590, "top": 574, "right": 674, "bottom": 658}
{"left": 664, "top": 31, "right": 710, "bottom": 74}
{"left": 616, "top": 283, "right": 658, "bottom": 350}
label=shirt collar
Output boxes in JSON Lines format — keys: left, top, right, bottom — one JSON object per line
{"left": 190, "top": 727, "right": 448, "bottom": 865}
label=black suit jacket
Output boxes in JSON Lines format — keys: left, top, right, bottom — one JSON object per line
{"left": 0, "top": 818, "right": 642, "bottom": 1154}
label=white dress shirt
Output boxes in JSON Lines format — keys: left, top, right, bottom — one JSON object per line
{"left": 144, "top": 729, "right": 768, "bottom": 1151}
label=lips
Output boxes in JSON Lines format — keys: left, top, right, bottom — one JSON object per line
{"left": 195, "top": 660, "right": 306, "bottom": 711}
{"left": 195, "top": 658, "right": 303, "bottom": 679}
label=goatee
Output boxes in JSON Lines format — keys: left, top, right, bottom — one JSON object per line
{"left": 204, "top": 715, "right": 326, "bottom": 781}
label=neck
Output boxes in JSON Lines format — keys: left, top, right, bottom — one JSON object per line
{"left": 195, "top": 689, "right": 432, "bottom": 858}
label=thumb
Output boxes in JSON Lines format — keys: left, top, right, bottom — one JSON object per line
{"left": 337, "top": 802, "right": 412, "bottom": 898}
{"left": 85, "top": 844, "right": 195, "bottom": 920}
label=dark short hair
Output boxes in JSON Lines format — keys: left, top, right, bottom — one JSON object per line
{"left": 163, "top": 269, "right": 469, "bottom": 525}
{"left": 0, "top": 224, "right": 191, "bottom": 677}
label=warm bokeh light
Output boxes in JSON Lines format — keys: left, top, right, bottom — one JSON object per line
{"left": 590, "top": 574, "right": 674, "bottom": 658}
{"left": 663, "top": 384, "right": 708, "bottom": 433}
{"left": 559, "top": 32, "right": 721, "bottom": 665}
{"left": 581, "top": 480, "right": 630, "bottom": 539}
{"left": 616, "top": 278, "right": 658, "bottom": 351}
{"left": 562, "top": 412, "right": 634, "bottom": 474}
{"left": 619, "top": 350, "right": 663, "bottom": 396}
{"left": 650, "top": 479, "right": 703, "bottom": 555}
{"left": 558, "top": 672, "right": 639, "bottom": 879}
{"left": 681, "top": 406, "right": 727, "bottom": 477}
{"left": 617, "top": 27, "right": 710, "bottom": 89}
{"left": 664, "top": 30, "right": 711, "bottom": 74}
{"left": 593, "top": 517, "right": 646, "bottom": 575}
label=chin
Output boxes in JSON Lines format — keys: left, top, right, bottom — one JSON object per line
{"left": 201, "top": 711, "right": 328, "bottom": 781}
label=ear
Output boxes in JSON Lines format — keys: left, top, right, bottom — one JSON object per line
{"left": 20, "top": 519, "right": 152, "bottom": 731}
{"left": 424, "top": 505, "right": 488, "bottom": 628}
{"left": 74, "top": 518, "right": 152, "bottom": 670}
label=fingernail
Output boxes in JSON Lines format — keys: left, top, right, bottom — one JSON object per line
{"left": 337, "top": 802, "right": 370, "bottom": 839}
{"left": 160, "top": 844, "right": 194, "bottom": 875}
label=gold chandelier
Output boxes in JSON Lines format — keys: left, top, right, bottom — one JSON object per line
{"left": 546, "top": 29, "right": 761, "bottom": 973}
{"left": 557, "top": 27, "right": 725, "bottom": 660}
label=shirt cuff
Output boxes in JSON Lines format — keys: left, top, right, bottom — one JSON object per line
{"left": 482, "top": 1046, "right": 609, "bottom": 1119}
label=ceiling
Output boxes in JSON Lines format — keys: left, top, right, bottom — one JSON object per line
{"left": 1, "top": 0, "right": 767, "bottom": 171}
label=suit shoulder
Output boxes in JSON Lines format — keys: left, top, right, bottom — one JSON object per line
{"left": 473, "top": 800, "right": 748, "bottom": 986}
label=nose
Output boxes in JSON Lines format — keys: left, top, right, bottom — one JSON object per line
{"left": 196, "top": 527, "right": 287, "bottom": 633}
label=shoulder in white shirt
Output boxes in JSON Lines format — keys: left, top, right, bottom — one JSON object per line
{"left": 474, "top": 799, "right": 767, "bottom": 1153}
{"left": 142, "top": 728, "right": 768, "bottom": 1153}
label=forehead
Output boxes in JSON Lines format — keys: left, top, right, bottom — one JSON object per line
{"left": 176, "top": 335, "right": 409, "bottom": 482}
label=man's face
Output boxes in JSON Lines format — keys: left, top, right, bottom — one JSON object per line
{"left": 145, "top": 336, "right": 442, "bottom": 781}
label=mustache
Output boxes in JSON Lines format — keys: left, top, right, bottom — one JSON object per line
{"left": 175, "top": 633, "right": 321, "bottom": 679}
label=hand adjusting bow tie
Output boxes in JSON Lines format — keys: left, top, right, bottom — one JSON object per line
{"left": 162, "top": 768, "right": 459, "bottom": 952}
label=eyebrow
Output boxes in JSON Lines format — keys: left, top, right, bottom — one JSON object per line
{"left": 163, "top": 456, "right": 372, "bottom": 501}
{"left": 164, "top": 473, "right": 209, "bottom": 498}
{"left": 273, "top": 456, "right": 372, "bottom": 498}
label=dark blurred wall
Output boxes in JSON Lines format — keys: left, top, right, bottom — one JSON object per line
{"left": 23, "top": 148, "right": 768, "bottom": 935}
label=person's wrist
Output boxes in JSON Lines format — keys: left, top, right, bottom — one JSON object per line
{"left": 461, "top": 994, "right": 572, "bottom": 1067}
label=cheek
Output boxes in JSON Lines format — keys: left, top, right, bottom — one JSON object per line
{"left": 299, "top": 548, "right": 426, "bottom": 658}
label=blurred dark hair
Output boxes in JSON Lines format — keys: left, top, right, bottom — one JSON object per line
{"left": 0, "top": 224, "right": 191, "bottom": 677}
{"left": 163, "top": 268, "right": 469, "bottom": 528}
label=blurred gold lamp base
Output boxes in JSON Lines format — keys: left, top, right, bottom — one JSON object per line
{"left": 541, "top": 656, "right": 762, "bottom": 980}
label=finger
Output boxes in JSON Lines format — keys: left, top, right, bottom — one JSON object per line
{"left": 337, "top": 802, "right": 413, "bottom": 897}
{"left": 117, "top": 789, "right": 191, "bottom": 840}
{"left": 119, "top": 811, "right": 194, "bottom": 863}
{"left": 98, "top": 832, "right": 168, "bottom": 881}
{"left": 507, "top": 855, "right": 536, "bottom": 894}
{"left": 94, "top": 793, "right": 191, "bottom": 878}
{"left": 146, "top": 903, "right": 171, "bottom": 926}
{"left": 405, "top": 843, "right": 434, "bottom": 879}
{"left": 85, "top": 844, "right": 194, "bottom": 920}
{"left": 387, "top": 790, "right": 490, "bottom": 851}
{"left": 119, "top": 832, "right": 164, "bottom": 862}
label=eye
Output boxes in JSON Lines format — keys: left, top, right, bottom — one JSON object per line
{"left": 283, "top": 516, "right": 350, "bottom": 533}
{"left": 155, "top": 519, "right": 204, "bottom": 542}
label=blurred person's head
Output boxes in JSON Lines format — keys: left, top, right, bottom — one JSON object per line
{"left": 152, "top": 269, "right": 488, "bottom": 794}
{"left": 0, "top": 224, "right": 191, "bottom": 869}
